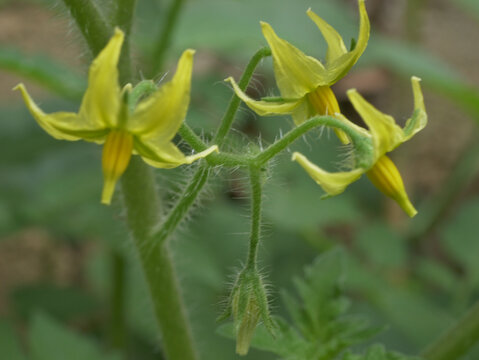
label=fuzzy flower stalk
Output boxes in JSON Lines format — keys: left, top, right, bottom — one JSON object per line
{"left": 220, "top": 267, "right": 276, "bottom": 356}
{"left": 226, "top": 0, "right": 370, "bottom": 144}
{"left": 293, "top": 77, "right": 427, "bottom": 217}
{"left": 15, "top": 28, "right": 217, "bottom": 205}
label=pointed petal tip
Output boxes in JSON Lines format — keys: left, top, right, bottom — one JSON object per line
{"left": 113, "top": 27, "right": 125, "bottom": 37}
{"left": 12, "top": 83, "right": 25, "bottom": 91}
{"left": 346, "top": 88, "right": 358, "bottom": 97}
{"left": 291, "top": 152, "right": 301, "bottom": 162}
{"left": 260, "top": 21, "right": 273, "bottom": 33}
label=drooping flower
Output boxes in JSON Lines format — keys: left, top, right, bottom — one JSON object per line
{"left": 226, "top": 0, "right": 369, "bottom": 143}
{"left": 15, "top": 28, "right": 217, "bottom": 205}
{"left": 292, "top": 77, "right": 427, "bottom": 217}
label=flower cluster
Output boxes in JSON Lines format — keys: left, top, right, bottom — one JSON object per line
{"left": 227, "top": 0, "right": 427, "bottom": 217}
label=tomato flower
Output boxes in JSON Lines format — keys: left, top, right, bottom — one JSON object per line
{"left": 15, "top": 28, "right": 217, "bottom": 205}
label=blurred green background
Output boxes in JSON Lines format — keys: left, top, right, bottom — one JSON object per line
{"left": 1, "top": 0, "right": 479, "bottom": 359}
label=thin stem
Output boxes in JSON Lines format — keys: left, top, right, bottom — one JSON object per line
{"left": 151, "top": 165, "right": 210, "bottom": 246}
{"left": 246, "top": 166, "right": 262, "bottom": 269}
{"left": 421, "top": 299, "right": 479, "bottom": 360}
{"left": 62, "top": 0, "right": 112, "bottom": 57}
{"left": 114, "top": 0, "right": 138, "bottom": 84}
{"left": 214, "top": 47, "right": 271, "bottom": 146}
{"left": 121, "top": 158, "right": 198, "bottom": 360}
{"left": 178, "top": 124, "right": 250, "bottom": 166}
{"left": 149, "top": 0, "right": 187, "bottom": 76}
{"left": 253, "top": 115, "right": 364, "bottom": 166}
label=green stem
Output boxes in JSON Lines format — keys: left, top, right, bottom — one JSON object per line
{"left": 178, "top": 124, "right": 250, "bottom": 166}
{"left": 213, "top": 47, "right": 271, "bottom": 146}
{"left": 246, "top": 166, "right": 262, "bottom": 269}
{"left": 114, "top": 0, "right": 137, "bottom": 84}
{"left": 421, "top": 299, "right": 479, "bottom": 360}
{"left": 62, "top": 0, "right": 112, "bottom": 57}
{"left": 121, "top": 158, "right": 198, "bottom": 360}
{"left": 151, "top": 165, "right": 210, "bottom": 246}
{"left": 253, "top": 115, "right": 364, "bottom": 166}
{"left": 149, "top": 0, "right": 187, "bottom": 76}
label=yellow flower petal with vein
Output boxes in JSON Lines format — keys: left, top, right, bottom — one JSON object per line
{"left": 347, "top": 88, "right": 404, "bottom": 160}
{"left": 306, "top": 8, "right": 347, "bottom": 65}
{"left": 129, "top": 49, "right": 195, "bottom": 141}
{"left": 14, "top": 84, "right": 108, "bottom": 142}
{"left": 261, "top": 21, "right": 327, "bottom": 99}
{"left": 225, "top": 77, "right": 301, "bottom": 116}
{"left": 292, "top": 152, "right": 363, "bottom": 196}
{"left": 79, "top": 28, "right": 124, "bottom": 128}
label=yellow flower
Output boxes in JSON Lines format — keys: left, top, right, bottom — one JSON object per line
{"left": 225, "top": 0, "right": 369, "bottom": 143}
{"left": 14, "top": 28, "right": 217, "bottom": 205}
{"left": 292, "top": 77, "right": 427, "bottom": 217}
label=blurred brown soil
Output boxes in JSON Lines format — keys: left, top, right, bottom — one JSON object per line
{"left": 0, "top": 229, "right": 90, "bottom": 316}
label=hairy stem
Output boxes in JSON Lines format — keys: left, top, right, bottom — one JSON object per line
{"left": 62, "top": 0, "right": 112, "bottom": 57}
{"left": 114, "top": 0, "right": 137, "bottom": 84}
{"left": 422, "top": 299, "right": 479, "bottom": 360}
{"left": 150, "top": 0, "right": 187, "bottom": 76}
{"left": 214, "top": 47, "right": 271, "bottom": 146}
{"left": 246, "top": 166, "right": 263, "bottom": 269}
{"left": 121, "top": 158, "right": 198, "bottom": 360}
{"left": 151, "top": 165, "right": 210, "bottom": 246}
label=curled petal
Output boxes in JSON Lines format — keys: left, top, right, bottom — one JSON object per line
{"left": 260, "top": 21, "right": 327, "bottom": 98}
{"left": 135, "top": 138, "right": 218, "bottom": 169}
{"left": 225, "top": 77, "right": 302, "bottom": 116}
{"left": 306, "top": 8, "right": 348, "bottom": 65}
{"left": 309, "top": 0, "right": 370, "bottom": 83}
{"left": 129, "top": 49, "right": 195, "bottom": 142}
{"left": 402, "top": 76, "right": 427, "bottom": 141}
{"left": 347, "top": 88, "right": 404, "bottom": 160}
{"left": 79, "top": 28, "right": 124, "bottom": 128}
{"left": 292, "top": 152, "right": 363, "bottom": 196}
{"left": 14, "top": 83, "right": 108, "bottom": 142}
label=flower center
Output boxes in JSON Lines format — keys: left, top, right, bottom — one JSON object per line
{"left": 366, "top": 155, "right": 417, "bottom": 217}
{"left": 307, "top": 85, "right": 340, "bottom": 115}
{"left": 101, "top": 130, "right": 134, "bottom": 205}
{"left": 307, "top": 86, "right": 349, "bottom": 144}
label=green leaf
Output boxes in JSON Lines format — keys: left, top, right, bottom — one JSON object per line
{"left": 29, "top": 312, "right": 121, "bottom": 360}
{"left": 0, "top": 46, "right": 86, "bottom": 100}
{"left": 0, "top": 320, "right": 27, "bottom": 360}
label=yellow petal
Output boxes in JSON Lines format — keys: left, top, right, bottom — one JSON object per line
{"left": 292, "top": 152, "right": 363, "bottom": 196}
{"left": 402, "top": 76, "right": 427, "bottom": 141}
{"left": 225, "top": 77, "right": 301, "bottom": 116}
{"left": 366, "top": 155, "right": 417, "bottom": 217}
{"left": 306, "top": 85, "right": 349, "bottom": 144}
{"left": 314, "top": 0, "right": 370, "bottom": 83}
{"left": 14, "top": 83, "right": 109, "bottom": 142}
{"left": 101, "top": 130, "right": 133, "bottom": 205}
{"left": 135, "top": 137, "right": 218, "bottom": 169}
{"left": 260, "top": 21, "right": 327, "bottom": 99}
{"left": 128, "top": 49, "right": 195, "bottom": 141}
{"left": 79, "top": 28, "right": 124, "bottom": 128}
{"left": 347, "top": 88, "right": 404, "bottom": 160}
{"left": 306, "top": 8, "right": 347, "bottom": 65}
